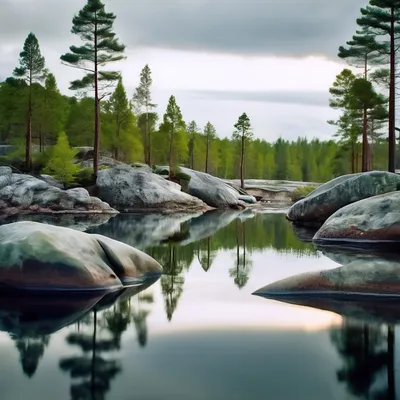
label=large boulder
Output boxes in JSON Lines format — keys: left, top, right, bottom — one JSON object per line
{"left": 97, "top": 165, "right": 209, "bottom": 212}
{"left": 286, "top": 171, "right": 400, "bottom": 227}
{"left": 313, "top": 190, "right": 400, "bottom": 245}
{"left": 0, "top": 221, "right": 163, "bottom": 292}
{"left": 179, "top": 167, "right": 247, "bottom": 209}
{"left": 254, "top": 256, "right": 400, "bottom": 299}
{"left": 0, "top": 167, "right": 117, "bottom": 216}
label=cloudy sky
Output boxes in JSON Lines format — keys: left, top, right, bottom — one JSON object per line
{"left": 0, "top": 0, "right": 368, "bottom": 141}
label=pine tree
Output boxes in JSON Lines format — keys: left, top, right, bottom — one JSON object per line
{"left": 338, "top": 27, "right": 387, "bottom": 172}
{"left": 204, "top": 122, "right": 216, "bottom": 173}
{"left": 60, "top": 0, "right": 126, "bottom": 177}
{"left": 43, "top": 132, "right": 80, "bottom": 185}
{"left": 186, "top": 120, "right": 200, "bottom": 169}
{"left": 104, "top": 78, "right": 131, "bottom": 160}
{"left": 233, "top": 113, "right": 253, "bottom": 189}
{"left": 13, "top": 32, "right": 45, "bottom": 172}
{"left": 357, "top": 1, "right": 400, "bottom": 172}
{"left": 132, "top": 65, "right": 156, "bottom": 166}
{"left": 160, "top": 96, "right": 185, "bottom": 177}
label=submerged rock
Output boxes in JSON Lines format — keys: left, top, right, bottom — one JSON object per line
{"left": 0, "top": 221, "right": 163, "bottom": 292}
{"left": 313, "top": 191, "right": 400, "bottom": 245}
{"left": 253, "top": 257, "right": 400, "bottom": 298}
{"left": 0, "top": 167, "right": 117, "bottom": 216}
{"left": 286, "top": 171, "right": 400, "bottom": 227}
{"left": 97, "top": 165, "right": 209, "bottom": 212}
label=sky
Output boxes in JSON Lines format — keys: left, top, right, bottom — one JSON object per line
{"left": 0, "top": 0, "right": 369, "bottom": 142}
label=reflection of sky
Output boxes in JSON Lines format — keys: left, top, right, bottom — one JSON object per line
{"left": 147, "top": 249, "right": 341, "bottom": 334}
{"left": 0, "top": 213, "right": 394, "bottom": 400}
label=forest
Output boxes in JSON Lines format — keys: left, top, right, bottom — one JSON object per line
{"left": 0, "top": 0, "right": 399, "bottom": 184}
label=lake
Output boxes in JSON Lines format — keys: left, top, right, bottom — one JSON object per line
{"left": 0, "top": 210, "right": 399, "bottom": 400}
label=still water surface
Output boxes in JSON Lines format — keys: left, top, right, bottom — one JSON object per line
{"left": 0, "top": 210, "right": 399, "bottom": 400}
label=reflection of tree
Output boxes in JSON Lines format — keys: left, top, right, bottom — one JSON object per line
{"left": 102, "top": 299, "right": 131, "bottom": 349}
{"left": 330, "top": 319, "right": 396, "bottom": 399}
{"left": 197, "top": 237, "right": 217, "bottom": 272}
{"left": 229, "top": 220, "right": 253, "bottom": 289}
{"left": 10, "top": 334, "right": 50, "bottom": 378}
{"left": 159, "top": 245, "right": 185, "bottom": 321}
{"left": 59, "top": 310, "right": 122, "bottom": 400}
{"left": 132, "top": 292, "right": 154, "bottom": 348}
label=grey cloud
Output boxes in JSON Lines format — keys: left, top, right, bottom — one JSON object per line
{"left": 0, "top": 0, "right": 368, "bottom": 59}
{"left": 188, "top": 89, "right": 330, "bottom": 107}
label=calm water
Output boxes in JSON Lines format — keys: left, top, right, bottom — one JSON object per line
{"left": 0, "top": 210, "right": 399, "bottom": 400}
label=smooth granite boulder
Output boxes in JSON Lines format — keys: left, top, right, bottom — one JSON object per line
{"left": 286, "top": 171, "right": 400, "bottom": 227}
{"left": 0, "top": 221, "right": 162, "bottom": 292}
{"left": 0, "top": 167, "right": 117, "bottom": 216}
{"left": 313, "top": 191, "right": 400, "bottom": 245}
{"left": 179, "top": 167, "right": 246, "bottom": 209}
{"left": 97, "top": 165, "right": 208, "bottom": 212}
{"left": 253, "top": 258, "right": 400, "bottom": 298}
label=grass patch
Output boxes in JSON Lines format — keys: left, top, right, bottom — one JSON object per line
{"left": 290, "top": 186, "right": 317, "bottom": 202}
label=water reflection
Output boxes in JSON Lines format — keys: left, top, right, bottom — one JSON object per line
{"left": 2, "top": 211, "right": 400, "bottom": 399}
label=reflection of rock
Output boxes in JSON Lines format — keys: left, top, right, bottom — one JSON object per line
{"left": 291, "top": 224, "right": 318, "bottom": 243}
{"left": 314, "top": 191, "right": 400, "bottom": 246}
{"left": 179, "top": 210, "right": 242, "bottom": 246}
{"left": 254, "top": 256, "right": 400, "bottom": 298}
{"left": 0, "top": 166, "right": 117, "bottom": 216}
{"left": 1, "top": 213, "right": 115, "bottom": 232}
{"left": 287, "top": 171, "right": 400, "bottom": 226}
{"left": 87, "top": 213, "right": 199, "bottom": 250}
{"left": 88, "top": 210, "right": 244, "bottom": 249}
{"left": 0, "top": 221, "right": 162, "bottom": 291}
{"left": 97, "top": 165, "right": 208, "bottom": 212}
{"left": 0, "top": 293, "right": 103, "bottom": 336}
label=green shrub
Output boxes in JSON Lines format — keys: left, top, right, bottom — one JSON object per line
{"left": 76, "top": 167, "right": 95, "bottom": 186}
{"left": 171, "top": 167, "right": 191, "bottom": 183}
{"left": 290, "top": 186, "right": 317, "bottom": 202}
{"left": 42, "top": 132, "right": 80, "bottom": 185}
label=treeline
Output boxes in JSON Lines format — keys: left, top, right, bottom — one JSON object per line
{"left": 0, "top": 0, "right": 397, "bottom": 184}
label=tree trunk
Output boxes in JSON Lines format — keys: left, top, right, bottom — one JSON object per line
{"left": 115, "top": 118, "right": 120, "bottom": 160}
{"left": 39, "top": 125, "right": 43, "bottom": 153}
{"left": 387, "top": 325, "right": 395, "bottom": 400}
{"left": 91, "top": 310, "right": 97, "bottom": 397}
{"left": 362, "top": 54, "right": 368, "bottom": 172}
{"left": 240, "top": 132, "right": 245, "bottom": 189}
{"left": 388, "top": 7, "right": 396, "bottom": 173}
{"left": 168, "top": 129, "right": 174, "bottom": 178}
{"left": 351, "top": 142, "right": 356, "bottom": 173}
{"left": 146, "top": 109, "right": 151, "bottom": 166}
{"left": 190, "top": 134, "right": 195, "bottom": 169}
{"left": 205, "top": 135, "right": 209, "bottom": 173}
{"left": 25, "top": 85, "right": 32, "bottom": 173}
{"left": 93, "top": 18, "right": 100, "bottom": 178}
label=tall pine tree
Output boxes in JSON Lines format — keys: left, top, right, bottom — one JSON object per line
{"left": 338, "top": 27, "right": 387, "bottom": 172}
{"left": 132, "top": 65, "right": 156, "bottom": 166}
{"left": 233, "top": 113, "right": 253, "bottom": 189}
{"left": 204, "top": 122, "right": 216, "bottom": 173}
{"left": 186, "top": 120, "right": 200, "bottom": 169}
{"left": 357, "top": 1, "right": 400, "bottom": 172}
{"left": 60, "top": 0, "right": 126, "bottom": 177}
{"left": 160, "top": 95, "right": 185, "bottom": 177}
{"left": 13, "top": 32, "right": 45, "bottom": 171}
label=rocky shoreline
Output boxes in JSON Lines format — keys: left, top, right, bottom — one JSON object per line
{"left": 0, "top": 162, "right": 306, "bottom": 218}
{"left": 286, "top": 170, "right": 400, "bottom": 245}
